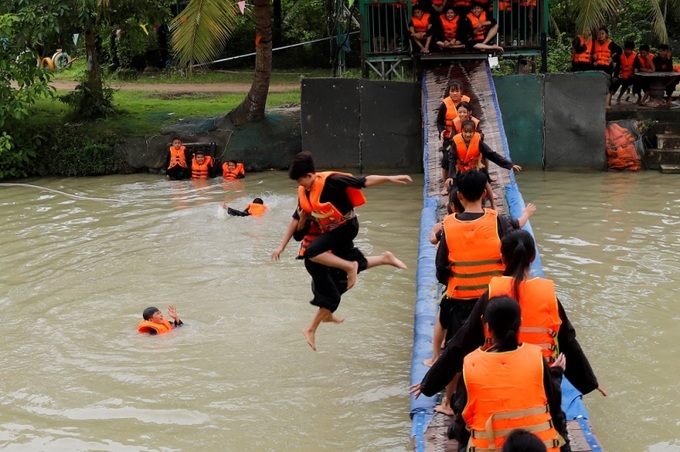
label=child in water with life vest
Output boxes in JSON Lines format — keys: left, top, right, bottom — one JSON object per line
{"left": 190, "top": 150, "right": 216, "bottom": 180}
{"left": 167, "top": 137, "right": 190, "bottom": 180}
{"left": 138, "top": 305, "right": 184, "bottom": 335}
{"left": 271, "top": 151, "right": 412, "bottom": 351}
{"left": 222, "top": 160, "right": 245, "bottom": 180}
{"left": 222, "top": 197, "right": 267, "bottom": 217}
{"left": 444, "top": 120, "right": 521, "bottom": 210}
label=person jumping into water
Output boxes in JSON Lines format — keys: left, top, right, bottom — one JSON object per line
{"left": 272, "top": 151, "right": 412, "bottom": 351}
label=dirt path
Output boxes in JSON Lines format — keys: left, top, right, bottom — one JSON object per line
{"left": 49, "top": 80, "right": 300, "bottom": 93}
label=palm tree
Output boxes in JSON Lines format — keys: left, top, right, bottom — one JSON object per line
{"left": 171, "top": 0, "right": 273, "bottom": 126}
{"left": 572, "top": 0, "right": 679, "bottom": 44}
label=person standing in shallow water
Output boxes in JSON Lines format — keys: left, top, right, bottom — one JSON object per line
{"left": 271, "top": 151, "right": 412, "bottom": 351}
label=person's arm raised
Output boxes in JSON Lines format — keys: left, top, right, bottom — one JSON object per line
{"left": 364, "top": 175, "right": 413, "bottom": 187}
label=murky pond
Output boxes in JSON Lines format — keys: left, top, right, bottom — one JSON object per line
{"left": 1, "top": 170, "right": 679, "bottom": 451}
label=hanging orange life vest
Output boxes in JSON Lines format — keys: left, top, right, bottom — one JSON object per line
{"left": 297, "top": 172, "right": 367, "bottom": 232}
{"left": 466, "top": 11, "right": 488, "bottom": 41}
{"left": 618, "top": 51, "right": 637, "bottom": 79}
{"left": 245, "top": 203, "right": 267, "bottom": 217}
{"left": 593, "top": 39, "right": 612, "bottom": 66}
{"left": 411, "top": 13, "right": 431, "bottom": 33}
{"left": 572, "top": 35, "right": 592, "bottom": 64}
{"left": 222, "top": 162, "right": 245, "bottom": 179}
{"left": 462, "top": 343, "right": 563, "bottom": 452}
{"left": 453, "top": 0, "right": 472, "bottom": 8}
{"left": 453, "top": 132, "right": 484, "bottom": 173}
{"left": 191, "top": 155, "right": 214, "bottom": 179}
{"left": 440, "top": 15, "right": 459, "bottom": 40}
{"left": 432, "top": 0, "right": 445, "bottom": 7}
{"left": 452, "top": 115, "right": 480, "bottom": 134}
{"left": 443, "top": 209, "right": 503, "bottom": 299}
{"left": 138, "top": 319, "right": 174, "bottom": 335}
{"left": 298, "top": 221, "right": 323, "bottom": 258}
{"left": 168, "top": 146, "right": 188, "bottom": 169}
{"left": 485, "top": 276, "right": 562, "bottom": 363}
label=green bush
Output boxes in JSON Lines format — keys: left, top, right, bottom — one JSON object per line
{"left": 546, "top": 32, "right": 572, "bottom": 73}
{"left": 30, "top": 126, "right": 123, "bottom": 177}
{"left": 60, "top": 81, "right": 117, "bottom": 119}
{"left": 1, "top": 124, "right": 123, "bottom": 180}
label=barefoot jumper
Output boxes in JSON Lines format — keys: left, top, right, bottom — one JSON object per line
{"left": 281, "top": 151, "right": 412, "bottom": 351}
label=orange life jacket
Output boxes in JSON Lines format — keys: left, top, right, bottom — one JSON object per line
{"left": 411, "top": 13, "right": 431, "bottom": 34}
{"left": 485, "top": 276, "right": 562, "bottom": 363}
{"left": 593, "top": 39, "right": 612, "bottom": 67}
{"left": 453, "top": 132, "right": 484, "bottom": 173}
{"left": 442, "top": 95, "right": 471, "bottom": 139}
{"left": 191, "top": 155, "right": 214, "bottom": 179}
{"left": 619, "top": 51, "right": 637, "bottom": 79}
{"left": 245, "top": 203, "right": 267, "bottom": 217}
{"left": 462, "top": 344, "right": 563, "bottom": 452}
{"left": 572, "top": 35, "right": 592, "bottom": 64}
{"left": 637, "top": 53, "right": 654, "bottom": 71}
{"left": 467, "top": 11, "right": 488, "bottom": 41}
{"left": 432, "top": 0, "right": 445, "bottom": 7}
{"left": 453, "top": 115, "right": 480, "bottom": 134}
{"left": 137, "top": 319, "right": 173, "bottom": 335}
{"left": 454, "top": 0, "right": 471, "bottom": 8}
{"left": 443, "top": 209, "right": 503, "bottom": 299}
{"left": 298, "top": 221, "right": 323, "bottom": 258}
{"left": 222, "top": 162, "right": 245, "bottom": 180}
{"left": 440, "top": 15, "right": 459, "bottom": 40}
{"left": 297, "top": 172, "right": 367, "bottom": 232}
{"left": 497, "top": 0, "right": 512, "bottom": 11}
{"left": 168, "top": 146, "right": 188, "bottom": 169}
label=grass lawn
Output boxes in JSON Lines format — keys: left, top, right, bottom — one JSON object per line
{"left": 49, "top": 59, "right": 333, "bottom": 85}
{"left": 31, "top": 86, "right": 301, "bottom": 136}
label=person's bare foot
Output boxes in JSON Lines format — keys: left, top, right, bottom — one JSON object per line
{"left": 324, "top": 314, "right": 345, "bottom": 324}
{"left": 346, "top": 260, "right": 359, "bottom": 289}
{"left": 423, "top": 357, "right": 437, "bottom": 367}
{"left": 434, "top": 403, "right": 454, "bottom": 416}
{"left": 383, "top": 251, "right": 407, "bottom": 269}
{"left": 302, "top": 328, "right": 317, "bottom": 351}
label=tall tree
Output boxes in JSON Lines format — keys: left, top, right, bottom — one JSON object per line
{"left": 0, "top": 2, "right": 64, "bottom": 177}
{"left": 171, "top": 0, "right": 273, "bottom": 126}
{"left": 67, "top": 0, "right": 170, "bottom": 118}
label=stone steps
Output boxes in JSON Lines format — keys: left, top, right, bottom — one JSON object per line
{"left": 660, "top": 164, "right": 680, "bottom": 173}
{"left": 656, "top": 133, "right": 680, "bottom": 150}
{"left": 645, "top": 148, "right": 680, "bottom": 170}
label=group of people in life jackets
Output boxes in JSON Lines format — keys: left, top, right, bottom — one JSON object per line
{"left": 166, "top": 136, "right": 246, "bottom": 181}
{"left": 571, "top": 27, "right": 679, "bottom": 108}
{"left": 408, "top": 0, "right": 506, "bottom": 54}
{"left": 407, "top": 78, "right": 607, "bottom": 451}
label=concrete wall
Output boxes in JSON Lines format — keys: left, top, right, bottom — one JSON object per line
{"left": 301, "top": 78, "right": 422, "bottom": 172}
{"left": 494, "top": 72, "right": 609, "bottom": 170}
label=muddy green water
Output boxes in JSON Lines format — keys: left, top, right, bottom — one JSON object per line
{"left": 0, "top": 171, "right": 678, "bottom": 451}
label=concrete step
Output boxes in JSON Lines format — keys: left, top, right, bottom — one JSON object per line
{"left": 656, "top": 133, "right": 680, "bottom": 150}
{"left": 660, "top": 164, "right": 680, "bottom": 173}
{"left": 645, "top": 148, "right": 680, "bottom": 170}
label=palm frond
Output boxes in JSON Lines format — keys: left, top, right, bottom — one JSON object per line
{"left": 649, "top": 0, "right": 669, "bottom": 44}
{"left": 573, "top": 0, "right": 619, "bottom": 34}
{"left": 170, "top": 0, "right": 240, "bottom": 69}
